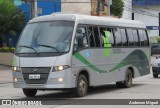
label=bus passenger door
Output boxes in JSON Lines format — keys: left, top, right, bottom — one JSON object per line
{"left": 72, "top": 25, "right": 96, "bottom": 86}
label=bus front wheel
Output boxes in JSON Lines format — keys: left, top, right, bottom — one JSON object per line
{"left": 23, "top": 89, "right": 37, "bottom": 97}
{"left": 116, "top": 69, "right": 133, "bottom": 88}
{"left": 74, "top": 74, "right": 88, "bottom": 97}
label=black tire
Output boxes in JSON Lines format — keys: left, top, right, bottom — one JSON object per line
{"left": 116, "top": 81, "right": 124, "bottom": 88}
{"left": 23, "top": 89, "right": 37, "bottom": 97}
{"left": 116, "top": 69, "right": 133, "bottom": 88}
{"left": 74, "top": 74, "right": 88, "bottom": 97}
{"left": 153, "top": 74, "right": 158, "bottom": 78}
{"left": 123, "top": 69, "right": 133, "bottom": 88}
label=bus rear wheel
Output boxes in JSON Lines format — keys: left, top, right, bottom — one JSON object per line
{"left": 116, "top": 69, "right": 133, "bottom": 88}
{"left": 23, "top": 89, "right": 37, "bottom": 97}
{"left": 74, "top": 74, "right": 88, "bottom": 97}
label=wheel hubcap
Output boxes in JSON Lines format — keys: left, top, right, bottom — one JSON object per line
{"left": 79, "top": 80, "right": 86, "bottom": 94}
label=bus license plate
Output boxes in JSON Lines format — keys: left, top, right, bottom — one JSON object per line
{"left": 29, "top": 74, "right": 40, "bottom": 79}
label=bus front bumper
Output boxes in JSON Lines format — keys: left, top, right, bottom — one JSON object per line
{"left": 12, "top": 69, "right": 76, "bottom": 89}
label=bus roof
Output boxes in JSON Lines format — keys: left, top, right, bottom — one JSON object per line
{"left": 29, "top": 13, "right": 146, "bottom": 29}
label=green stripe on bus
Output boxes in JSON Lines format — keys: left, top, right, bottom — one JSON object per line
{"left": 74, "top": 50, "right": 149, "bottom": 74}
{"left": 74, "top": 52, "right": 106, "bottom": 72}
{"left": 74, "top": 52, "right": 127, "bottom": 73}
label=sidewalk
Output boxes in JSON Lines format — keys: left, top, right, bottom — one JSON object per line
{"left": 0, "top": 65, "right": 12, "bottom": 84}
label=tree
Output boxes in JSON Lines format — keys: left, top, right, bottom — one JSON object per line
{"left": 0, "top": 0, "right": 26, "bottom": 46}
{"left": 110, "top": 0, "right": 124, "bottom": 18}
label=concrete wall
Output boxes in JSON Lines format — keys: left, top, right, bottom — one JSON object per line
{"left": 133, "top": 6, "right": 160, "bottom": 37}
{"left": 0, "top": 53, "right": 13, "bottom": 66}
{"left": 61, "top": 0, "right": 91, "bottom": 15}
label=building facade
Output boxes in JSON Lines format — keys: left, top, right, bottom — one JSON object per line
{"left": 13, "top": 0, "right": 61, "bottom": 22}
{"left": 61, "top": 0, "right": 91, "bottom": 15}
{"left": 5, "top": 0, "right": 61, "bottom": 47}
{"left": 62, "top": 0, "right": 132, "bottom": 19}
{"left": 133, "top": 0, "right": 160, "bottom": 37}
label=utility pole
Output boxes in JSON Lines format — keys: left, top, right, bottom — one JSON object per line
{"left": 97, "top": 0, "right": 100, "bottom": 16}
{"left": 102, "top": 0, "right": 112, "bottom": 16}
{"left": 29, "top": 0, "right": 38, "bottom": 19}
{"left": 107, "top": 0, "right": 112, "bottom": 16}
{"left": 34, "top": 0, "right": 38, "bottom": 18}
{"left": 159, "top": 13, "right": 160, "bottom": 36}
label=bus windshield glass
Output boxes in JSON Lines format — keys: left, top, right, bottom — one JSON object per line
{"left": 16, "top": 21, "right": 74, "bottom": 54}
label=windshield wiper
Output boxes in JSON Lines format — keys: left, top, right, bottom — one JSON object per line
{"left": 17, "top": 45, "right": 39, "bottom": 55}
{"left": 37, "top": 44, "right": 61, "bottom": 54}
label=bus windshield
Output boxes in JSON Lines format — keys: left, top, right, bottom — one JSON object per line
{"left": 16, "top": 21, "right": 74, "bottom": 54}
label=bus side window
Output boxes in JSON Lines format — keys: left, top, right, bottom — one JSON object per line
{"left": 127, "top": 29, "right": 135, "bottom": 46}
{"left": 143, "top": 30, "right": 149, "bottom": 46}
{"left": 133, "top": 29, "right": 140, "bottom": 46}
{"left": 99, "top": 27, "right": 114, "bottom": 47}
{"left": 120, "top": 29, "right": 128, "bottom": 47}
{"left": 114, "top": 28, "right": 122, "bottom": 47}
{"left": 87, "top": 26, "right": 95, "bottom": 47}
{"left": 108, "top": 29, "right": 115, "bottom": 47}
{"left": 93, "top": 27, "right": 101, "bottom": 47}
{"left": 138, "top": 30, "right": 145, "bottom": 46}
{"left": 74, "top": 26, "right": 89, "bottom": 51}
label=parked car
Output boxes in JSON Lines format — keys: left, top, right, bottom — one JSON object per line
{"left": 151, "top": 44, "right": 160, "bottom": 55}
{"left": 152, "top": 56, "right": 160, "bottom": 78}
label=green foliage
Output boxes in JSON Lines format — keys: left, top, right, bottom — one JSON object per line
{"left": 156, "top": 37, "right": 160, "bottom": 44}
{"left": 0, "top": 47, "right": 15, "bottom": 52}
{"left": 0, "top": 0, "right": 26, "bottom": 36}
{"left": 111, "top": 0, "right": 124, "bottom": 18}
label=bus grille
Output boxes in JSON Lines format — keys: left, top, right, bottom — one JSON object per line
{"left": 21, "top": 67, "right": 51, "bottom": 84}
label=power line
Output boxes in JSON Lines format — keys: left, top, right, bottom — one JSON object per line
{"left": 123, "top": 0, "right": 132, "bottom": 4}
{"left": 111, "top": 2, "right": 159, "bottom": 18}
{"left": 111, "top": 5, "right": 159, "bottom": 18}
{"left": 123, "top": 0, "right": 160, "bottom": 15}
{"left": 123, "top": 0, "right": 158, "bottom": 16}
{"left": 144, "top": 7, "right": 160, "bottom": 12}
{"left": 123, "top": 5, "right": 159, "bottom": 18}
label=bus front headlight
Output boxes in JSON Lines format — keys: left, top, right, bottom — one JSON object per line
{"left": 12, "top": 66, "right": 21, "bottom": 72}
{"left": 52, "top": 65, "right": 70, "bottom": 72}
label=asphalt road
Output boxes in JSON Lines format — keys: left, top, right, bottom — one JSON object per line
{"left": 0, "top": 62, "right": 160, "bottom": 108}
